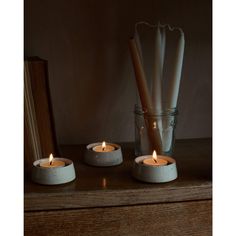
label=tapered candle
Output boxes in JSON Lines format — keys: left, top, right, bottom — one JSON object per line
{"left": 152, "top": 25, "right": 162, "bottom": 114}
{"left": 161, "top": 27, "right": 166, "bottom": 71}
{"left": 167, "top": 31, "right": 185, "bottom": 108}
{"left": 129, "top": 38, "right": 153, "bottom": 112}
{"left": 134, "top": 30, "right": 143, "bottom": 62}
{"left": 152, "top": 26, "right": 163, "bottom": 140}
{"left": 163, "top": 30, "right": 184, "bottom": 153}
{"left": 139, "top": 125, "right": 151, "bottom": 154}
{"left": 129, "top": 38, "right": 162, "bottom": 153}
{"left": 160, "top": 26, "right": 166, "bottom": 144}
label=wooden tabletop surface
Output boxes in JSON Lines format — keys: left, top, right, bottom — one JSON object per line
{"left": 24, "top": 138, "right": 212, "bottom": 212}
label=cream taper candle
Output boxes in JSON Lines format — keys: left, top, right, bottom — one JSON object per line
{"left": 167, "top": 31, "right": 185, "bottom": 108}
{"left": 152, "top": 25, "right": 162, "bottom": 114}
{"left": 129, "top": 38, "right": 153, "bottom": 112}
{"left": 152, "top": 25, "right": 163, "bottom": 140}
{"left": 129, "top": 38, "right": 163, "bottom": 154}
{"left": 134, "top": 30, "right": 143, "bottom": 62}
{"left": 163, "top": 30, "right": 184, "bottom": 153}
{"left": 161, "top": 26, "right": 166, "bottom": 71}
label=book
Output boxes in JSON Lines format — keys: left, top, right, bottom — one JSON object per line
{"left": 24, "top": 57, "right": 59, "bottom": 172}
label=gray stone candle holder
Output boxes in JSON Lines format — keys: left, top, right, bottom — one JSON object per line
{"left": 32, "top": 158, "right": 76, "bottom": 185}
{"left": 84, "top": 142, "right": 123, "bottom": 167}
{"left": 132, "top": 155, "right": 177, "bottom": 183}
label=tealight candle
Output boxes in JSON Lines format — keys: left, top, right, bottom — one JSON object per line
{"left": 143, "top": 150, "right": 168, "bottom": 166}
{"left": 133, "top": 153, "right": 177, "bottom": 183}
{"left": 92, "top": 141, "right": 115, "bottom": 152}
{"left": 40, "top": 153, "right": 65, "bottom": 168}
{"left": 32, "top": 155, "right": 76, "bottom": 185}
{"left": 84, "top": 142, "right": 123, "bottom": 166}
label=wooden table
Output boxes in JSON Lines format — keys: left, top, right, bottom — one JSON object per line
{"left": 24, "top": 138, "right": 212, "bottom": 236}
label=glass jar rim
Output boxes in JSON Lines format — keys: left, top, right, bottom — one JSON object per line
{"left": 134, "top": 104, "right": 178, "bottom": 116}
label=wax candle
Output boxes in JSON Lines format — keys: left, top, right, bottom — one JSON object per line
{"left": 92, "top": 141, "right": 115, "bottom": 152}
{"left": 152, "top": 25, "right": 162, "bottom": 115}
{"left": 161, "top": 26, "right": 166, "bottom": 70}
{"left": 167, "top": 30, "right": 185, "bottom": 109}
{"left": 129, "top": 38, "right": 163, "bottom": 153}
{"left": 85, "top": 142, "right": 123, "bottom": 166}
{"left": 133, "top": 152, "right": 177, "bottom": 183}
{"left": 163, "top": 31, "right": 184, "bottom": 153}
{"left": 40, "top": 154, "right": 65, "bottom": 168}
{"left": 134, "top": 30, "right": 143, "bottom": 62}
{"left": 140, "top": 126, "right": 151, "bottom": 154}
{"left": 143, "top": 150, "right": 168, "bottom": 166}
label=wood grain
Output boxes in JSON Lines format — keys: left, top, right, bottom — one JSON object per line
{"left": 26, "top": 57, "right": 58, "bottom": 158}
{"left": 25, "top": 200, "right": 212, "bottom": 236}
{"left": 25, "top": 138, "right": 212, "bottom": 211}
{"left": 24, "top": 116, "right": 36, "bottom": 173}
{"left": 24, "top": 61, "right": 43, "bottom": 171}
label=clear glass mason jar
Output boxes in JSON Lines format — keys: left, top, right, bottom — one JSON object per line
{"left": 134, "top": 105, "right": 178, "bottom": 156}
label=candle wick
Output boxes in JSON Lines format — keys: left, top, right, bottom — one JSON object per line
{"left": 49, "top": 161, "right": 52, "bottom": 165}
{"left": 153, "top": 158, "right": 158, "bottom": 163}
{"left": 102, "top": 147, "right": 105, "bottom": 151}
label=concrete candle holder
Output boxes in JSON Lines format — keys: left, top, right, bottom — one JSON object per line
{"left": 132, "top": 155, "right": 177, "bottom": 183}
{"left": 32, "top": 158, "right": 76, "bottom": 185}
{"left": 84, "top": 142, "right": 123, "bottom": 167}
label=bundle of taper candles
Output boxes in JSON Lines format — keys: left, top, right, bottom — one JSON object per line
{"left": 129, "top": 21, "right": 185, "bottom": 155}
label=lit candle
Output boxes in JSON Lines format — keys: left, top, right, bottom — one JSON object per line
{"left": 39, "top": 153, "right": 65, "bottom": 168}
{"left": 92, "top": 141, "right": 115, "bottom": 152}
{"left": 143, "top": 150, "right": 168, "bottom": 166}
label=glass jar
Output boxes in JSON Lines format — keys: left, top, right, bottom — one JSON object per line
{"left": 134, "top": 105, "right": 178, "bottom": 156}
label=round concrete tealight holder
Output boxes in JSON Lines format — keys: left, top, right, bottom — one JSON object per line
{"left": 32, "top": 158, "right": 76, "bottom": 185}
{"left": 84, "top": 142, "right": 123, "bottom": 167}
{"left": 133, "top": 155, "right": 177, "bottom": 183}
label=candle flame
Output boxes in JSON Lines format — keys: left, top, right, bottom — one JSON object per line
{"left": 152, "top": 150, "right": 158, "bottom": 163}
{"left": 102, "top": 141, "right": 106, "bottom": 151}
{"left": 49, "top": 153, "right": 54, "bottom": 165}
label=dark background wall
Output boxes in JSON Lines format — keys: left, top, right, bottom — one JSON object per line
{"left": 24, "top": 0, "right": 212, "bottom": 145}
